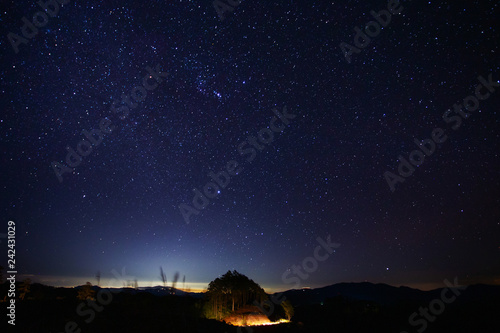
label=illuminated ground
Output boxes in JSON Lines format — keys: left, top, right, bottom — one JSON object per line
{"left": 222, "top": 305, "right": 290, "bottom": 327}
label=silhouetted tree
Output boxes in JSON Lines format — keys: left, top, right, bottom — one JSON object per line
{"left": 204, "top": 270, "right": 267, "bottom": 320}
{"left": 19, "top": 278, "right": 31, "bottom": 300}
{"left": 124, "top": 280, "right": 135, "bottom": 288}
{"left": 160, "top": 266, "right": 167, "bottom": 287}
{"left": 95, "top": 270, "right": 101, "bottom": 286}
{"left": 172, "top": 271, "right": 180, "bottom": 292}
{"left": 77, "top": 282, "right": 95, "bottom": 301}
{"left": 281, "top": 299, "right": 294, "bottom": 320}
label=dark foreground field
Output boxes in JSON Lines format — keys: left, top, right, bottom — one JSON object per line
{"left": 2, "top": 283, "right": 500, "bottom": 333}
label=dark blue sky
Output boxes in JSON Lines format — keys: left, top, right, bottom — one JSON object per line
{"left": 1, "top": 0, "right": 499, "bottom": 292}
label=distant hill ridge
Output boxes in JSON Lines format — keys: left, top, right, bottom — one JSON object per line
{"left": 28, "top": 281, "right": 500, "bottom": 307}
{"left": 272, "top": 282, "right": 500, "bottom": 307}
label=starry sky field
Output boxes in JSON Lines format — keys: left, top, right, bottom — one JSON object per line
{"left": 1, "top": 0, "right": 499, "bottom": 292}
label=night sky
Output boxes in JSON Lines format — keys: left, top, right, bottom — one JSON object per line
{"left": 1, "top": 0, "right": 499, "bottom": 292}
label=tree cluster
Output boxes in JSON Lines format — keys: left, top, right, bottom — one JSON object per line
{"left": 204, "top": 270, "right": 267, "bottom": 320}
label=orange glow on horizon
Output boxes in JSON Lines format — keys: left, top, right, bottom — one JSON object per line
{"left": 224, "top": 317, "right": 290, "bottom": 327}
